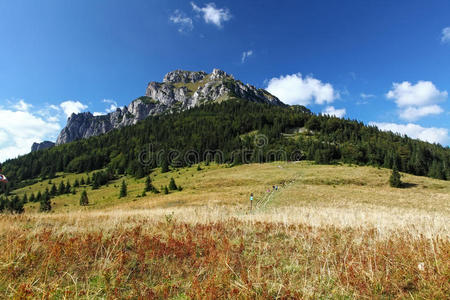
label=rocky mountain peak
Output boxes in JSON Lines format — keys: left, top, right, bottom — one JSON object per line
{"left": 163, "top": 70, "right": 207, "bottom": 84}
{"left": 56, "top": 68, "right": 284, "bottom": 145}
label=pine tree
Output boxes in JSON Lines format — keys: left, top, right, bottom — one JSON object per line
{"left": 40, "top": 189, "right": 52, "bottom": 212}
{"left": 36, "top": 191, "right": 42, "bottom": 202}
{"left": 80, "top": 177, "right": 86, "bottom": 185}
{"left": 58, "top": 181, "right": 65, "bottom": 195}
{"left": 163, "top": 186, "right": 169, "bottom": 194}
{"left": 86, "top": 176, "right": 91, "bottom": 185}
{"left": 389, "top": 165, "right": 402, "bottom": 188}
{"left": 145, "top": 176, "right": 152, "bottom": 192}
{"left": 144, "top": 175, "right": 157, "bottom": 193}
{"left": 119, "top": 180, "right": 127, "bottom": 198}
{"left": 92, "top": 177, "right": 99, "bottom": 190}
{"left": 29, "top": 193, "right": 36, "bottom": 203}
{"left": 74, "top": 178, "right": 80, "bottom": 188}
{"left": 169, "top": 178, "right": 177, "bottom": 190}
{"left": 161, "top": 158, "right": 170, "bottom": 173}
{"left": 50, "top": 183, "right": 57, "bottom": 196}
{"left": 80, "top": 190, "right": 89, "bottom": 206}
{"left": 65, "top": 181, "right": 71, "bottom": 194}
{"left": 22, "top": 193, "right": 28, "bottom": 204}
{"left": 11, "top": 196, "right": 24, "bottom": 214}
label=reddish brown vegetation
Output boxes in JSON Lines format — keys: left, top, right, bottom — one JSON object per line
{"left": 0, "top": 219, "right": 448, "bottom": 299}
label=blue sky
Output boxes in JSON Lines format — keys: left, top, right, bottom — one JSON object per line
{"left": 0, "top": 0, "right": 449, "bottom": 161}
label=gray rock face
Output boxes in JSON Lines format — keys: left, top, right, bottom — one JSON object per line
{"left": 31, "top": 141, "right": 55, "bottom": 152}
{"left": 56, "top": 69, "right": 284, "bottom": 145}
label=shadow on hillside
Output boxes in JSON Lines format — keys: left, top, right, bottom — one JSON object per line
{"left": 400, "top": 182, "right": 418, "bottom": 189}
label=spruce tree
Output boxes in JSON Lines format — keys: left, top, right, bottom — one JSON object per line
{"left": 65, "top": 181, "right": 71, "bottom": 194}
{"left": 29, "top": 193, "right": 35, "bottom": 203}
{"left": 50, "top": 183, "right": 57, "bottom": 196}
{"left": 389, "top": 165, "right": 402, "bottom": 188}
{"left": 80, "top": 190, "right": 89, "bottom": 206}
{"left": 40, "top": 190, "right": 52, "bottom": 212}
{"left": 22, "top": 193, "right": 28, "bottom": 204}
{"left": 58, "top": 181, "right": 65, "bottom": 195}
{"left": 36, "top": 191, "right": 42, "bottom": 202}
{"left": 80, "top": 177, "right": 86, "bottom": 185}
{"left": 145, "top": 175, "right": 157, "bottom": 193}
{"left": 119, "top": 180, "right": 127, "bottom": 198}
{"left": 169, "top": 178, "right": 177, "bottom": 190}
{"left": 163, "top": 186, "right": 169, "bottom": 194}
{"left": 161, "top": 158, "right": 170, "bottom": 173}
{"left": 74, "top": 178, "right": 80, "bottom": 188}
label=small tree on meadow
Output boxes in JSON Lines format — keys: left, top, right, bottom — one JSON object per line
{"left": 80, "top": 190, "right": 89, "bottom": 206}
{"left": 169, "top": 178, "right": 177, "bottom": 190}
{"left": 145, "top": 176, "right": 152, "bottom": 192}
{"left": 389, "top": 165, "right": 402, "bottom": 188}
{"left": 50, "top": 183, "right": 57, "bottom": 196}
{"left": 119, "top": 180, "right": 127, "bottom": 198}
{"left": 40, "top": 190, "right": 52, "bottom": 212}
{"left": 163, "top": 186, "right": 169, "bottom": 195}
{"left": 58, "top": 181, "right": 65, "bottom": 195}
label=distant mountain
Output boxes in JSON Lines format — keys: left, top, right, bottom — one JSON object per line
{"left": 31, "top": 141, "right": 55, "bottom": 152}
{"left": 56, "top": 69, "right": 283, "bottom": 145}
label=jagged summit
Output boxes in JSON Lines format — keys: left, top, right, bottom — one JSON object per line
{"left": 56, "top": 69, "right": 283, "bottom": 145}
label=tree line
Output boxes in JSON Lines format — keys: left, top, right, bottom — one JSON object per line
{"left": 0, "top": 99, "right": 448, "bottom": 196}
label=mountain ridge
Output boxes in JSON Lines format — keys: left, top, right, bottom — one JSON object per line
{"left": 56, "top": 69, "right": 283, "bottom": 145}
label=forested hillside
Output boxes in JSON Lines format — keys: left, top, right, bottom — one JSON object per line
{"left": 1, "top": 99, "right": 449, "bottom": 193}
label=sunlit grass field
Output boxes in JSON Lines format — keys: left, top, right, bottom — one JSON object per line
{"left": 1, "top": 162, "right": 449, "bottom": 298}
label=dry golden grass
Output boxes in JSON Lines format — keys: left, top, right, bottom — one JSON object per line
{"left": 1, "top": 162, "right": 449, "bottom": 298}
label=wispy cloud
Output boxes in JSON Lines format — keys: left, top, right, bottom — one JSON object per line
{"left": 370, "top": 122, "right": 449, "bottom": 145}
{"left": 360, "top": 93, "right": 375, "bottom": 99}
{"left": 266, "top": 73, "right": 338, "bottom": 106}
{"left": 191, "top": 2, "right": 231, "bottom": 28}
{"left": 94, "top": 99, "right": 118, "bottom": 116}
{"left": 386, "top": 80, "right": 447, "bottom": 121}
{"left": 241, "top": 50, "right": 253, "bottom": 63}
{"left": 169, "top": 10, "right": 194, "bottom": 33}
{"left": 441, "top": 27, "right": 450, "bottom": 43}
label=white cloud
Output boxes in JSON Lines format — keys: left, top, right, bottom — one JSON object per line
{"left": 60, "top": 100, "right": 88, "bottom": 118}
{"left": 322, "top": 106, "right": 346, "bottom": 118}
{"left": 13, "top": 99, "right": 33, "bottom": 111}
{"left": 387, "top": 81, "right": 447, "bottom": 107}
{"left": 266, "top": 73, "right": 338, "bottom": 105}
{"left": 386, "top": 81, "right": 447, "bottom": 121}
{"left": 241, "top": 50, "right": 253, "bottom": 63}
{"left": 360, "top": 93, "right": 375, "bottom": 99}
{"left": 398, "top": 105, "right": 443, "bottom": 121}
{"left": 170, "top": 10, "right": 193, "bottom": 32}
{"left": 441, "top": 27, "right": 450, "bottom": 43}
{"left": 0, "top": 104, "right": 61, "bottom": 162}
{"left": 94, "top": 99, "right": 118, "bottom": 116}
{"left": 370, "top": 122, "right": 449, "bottom": 145}
{"left": 191, "top": 2, "right": 231, "bottom": 28}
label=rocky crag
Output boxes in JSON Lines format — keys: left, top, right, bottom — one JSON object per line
{"left": 56, "top": 69, "right": 284, "bottom": 145}
{"left": 31, "top": 141, "right": 55, "bottom": 152}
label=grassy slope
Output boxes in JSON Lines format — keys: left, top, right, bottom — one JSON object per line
{"left": 2, "top": 162, "right": 449, "bottom": 298}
